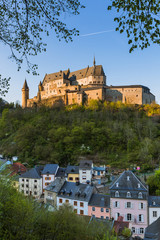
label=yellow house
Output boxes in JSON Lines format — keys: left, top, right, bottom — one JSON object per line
{"left": 65, "top": 166, "right": 79, "bottom": 182}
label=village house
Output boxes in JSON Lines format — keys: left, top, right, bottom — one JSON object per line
{"left": 109, "top": 170, "right": 148, "bottom": 238}
{"left": 148, "top": 196, "right": 160, "bottom": 225}
{"left": 41, "top": 164, "right": 59, "bottom": 191}
{"left": 44, "top": 178, "right": 65, "bottom": 206}
{"left": 57, "top": 181, "right": 94, "bottom": 216}
{"left": 88, "top": 193, "right": 110, "bottom": 220}
{"left": 79, "top": 160, "right": 93, "bottom": 184}
{"left": 93, "top": 166, "right": 106, "bottom": 178}
{"left": 19, "top": 166, "right": 44, "bottom": 198}
{"left": 65, "top": 165, "right": 79, "bottom": 182}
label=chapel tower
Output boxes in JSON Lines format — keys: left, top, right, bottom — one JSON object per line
{"left": 22, "top": 79, "right": 29, "bottom": 108}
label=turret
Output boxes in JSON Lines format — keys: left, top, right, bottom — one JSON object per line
{"left": 38, "top": 81, "right": 43, "bottom": 101}
{"left": 22, "top": 79, "right": 29, "bottom": 108}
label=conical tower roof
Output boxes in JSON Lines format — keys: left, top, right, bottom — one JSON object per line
{"left": 22, "top": 79, "right": 29, "bottom": 89}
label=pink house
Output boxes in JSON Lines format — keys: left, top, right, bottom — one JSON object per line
{"left": 110, "top": 171, "right": 148, "bottom": 238}
{"left": 88, "top": 194, "right": 110, "bottom": 220}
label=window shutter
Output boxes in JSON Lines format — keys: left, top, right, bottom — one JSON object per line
{"left": 143, "top": 203, "right": 145, "bottom": 210}
{"left": 118, "top": 202, "right": 120, "bottom": 208}
{"left": 125, "top": 202, "right": 127, "bottom": 208}
{"left": 142, "top": 215, "right": 144, "bottom": 222}
{"left": 124, "top": 214, "right": 127, "bottom": 221}
{"left": 138, "top": 203, "right": 141, "bottom": 210}
{"left": 131, "top": 214, "right": 134, "bottom": 222}
{"left": 131, "top": 203, "right": 134, "bottom": 209}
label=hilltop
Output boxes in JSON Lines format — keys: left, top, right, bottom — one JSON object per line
{"left": 0, "top": 101, "right": 160, "bottom": 169}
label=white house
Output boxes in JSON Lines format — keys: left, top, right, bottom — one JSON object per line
{"left": 41, "top": 164, "right": 59, "bottom": 191}
{"left": 79, "top": 160, "right": 93, "bottom": 184}
{"left": 19, "top": 166, "right": 44, "bottom": 198}
{"left": 148, "top": 196, "right": 160, "bottom": 225}
{"left": 57, "top": 181, "right": 94, "bottom": 215}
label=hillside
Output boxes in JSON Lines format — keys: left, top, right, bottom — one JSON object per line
{"left": 0, "top": 101, "right": 160, "bottom": 169}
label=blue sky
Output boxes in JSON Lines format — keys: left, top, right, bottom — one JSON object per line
{"left": 1, "top": 0, "right": 160, "bottom": 104}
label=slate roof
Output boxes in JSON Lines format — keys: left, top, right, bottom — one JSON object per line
{"left": 148, "top": 196, "right": 160, "bottom": 208}
{"left": 88, "top": 194, "right": 110, "bottom": 208}
{"left": 19, "top": 166, "right": 44, "bottom": 179}
{"left": 65, "top": 165, "right": 79, "bottom": 175}
{"left": 57, "top": 181, "right": 94, "bottom": 202}
{"left": 42, "top": 164, "right": 59, "bottom": 175}
{"left": 79, "top": 160, "right": 93, "bottom": 170}
{"left": 22, "top": 79, "right": 29, "bottom": 89}
{"left": 45, "top": 178, "right": 66, "bottom": 193}
{"left": 144, "top": 217, "right": 160, "bottom": 240}
{"left": 55, "top": 167, "right": 66, "bottom": 178}
{"left": 109, "top": 170, "right": 148, "bottom": 200}
{"left": 93, "top": 167, "right": 105, "bottom": 171}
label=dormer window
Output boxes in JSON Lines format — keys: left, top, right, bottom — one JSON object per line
{"left": 152, "top": 201, "right": 156, "bottom": 206}
{"left": 116, "top": 182, "right": 119, "bottom": 187}
{"left": 127, "top": 192, "right": 131, "bottom": 198}
{"left": 127, "top": 176, "right": 130, "bottom": 181}
{"left": 115, "top": 191, "right": 119, "bottom": 197}
{"left": 138, "top": 183, "right": 140, "bottom": 188}
{"left": 138, "top": 192, "right": 143, "bottom": 199}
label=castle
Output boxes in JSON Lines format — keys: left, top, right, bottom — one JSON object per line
{"left": 22, "top": 58, "right": 155, "bottom": 108}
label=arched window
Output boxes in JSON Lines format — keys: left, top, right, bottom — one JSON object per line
{"left": 115, "top": 191, "right": 119, "bottom": 197}
{"left": 127, "top": 192, "right": 131, "bottom": 198}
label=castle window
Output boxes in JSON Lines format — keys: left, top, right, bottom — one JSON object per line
{"left": 136, "top": 95, "right": 138, "bottom": 97}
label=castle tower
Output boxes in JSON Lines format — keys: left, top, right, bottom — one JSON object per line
{"left": 38, "top": 81, "right": 43, "bottom": 101}
{"left": 93, "top": 56, "right": 96, "bottom": 66}
{"left": 22, "top": 79, "right": 29, "bottom": 108}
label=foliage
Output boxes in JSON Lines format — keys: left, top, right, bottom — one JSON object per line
{"left": 0, "top": 178, "right": 115, "bottom": 240}
{"left": 107, "top": 0, "right": 160, "bottom": 52}
{"left": 121, "top": 227, "right": 131, "bottom": 238}
{"left": 0, "top": 0, "right": 84, "bottom": 75}
{"left": 147, "top": 168, "right": 160, "bottom": 195}
{"left": 0, "top": 101, "right": 160, "bottom": 169}
{"left": 0, "top": 75, "right": 10, "bottom": 97}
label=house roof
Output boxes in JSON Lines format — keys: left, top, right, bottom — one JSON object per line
{"left": 42, "top": 164, "right": 59, "bottom": 175}
{"left": 148, "top": 196, "right": 160, "bottom": 208}
{"left": 109, "top": 171, "right": 148, "bottom": 199}
{"left": 19, "top": 166, "right": 43, "bottom": 179}
{"left": 45, "top": 178, "right": 66, "bottom": 193}
{"left": 22, "top": 79, "right": 29, "bottom": 89}
{"left": 79, "top": 160, "right": 93, "bottom": 170}
{"left": 88, "top": 194, "right": 110, "bottom": 208}
{"left": 65, "top": 165, "right": 79, "bottom": 175}
{"left": 55, "top": 167, "right": 66, "bottom": 178}
{"left": 109, "top": 85, "right": 150, "bottom": 90}
{"left": 9, "top": 162, "right": 27, "bottom": 176}
{"left": 144, "top": 217, "right": 160, "bottom": 240}
{"left": 93, "top": 167, "right": 105, "bottom": 171}
{"left": 57, "top": 181, "right": 94, "bottom": 202}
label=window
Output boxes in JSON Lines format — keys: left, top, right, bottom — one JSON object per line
{"left": 140, "top": 228, "right": 144, "bottom": 234}
{"left": 82, "top": 177, "right": 86, "bottom": 180}
{"left": 80, "top": 202, "right": 84, "bottom": 207}
{"left": 101, "top": 216, "right": 104, "bottom": 219}
{"left": 45, "top": 183, "right": 49, "bottom": 186}
{"left": 82, "top": 171, "right": 86, "bottom": 174}
{"left": 116, "top": 182, "right": 119, "bottom": 187}
{"left": 92, "top": 207, "right": 95, "bottom": 211}
{"left": 74, "top": 201, "right": 77, "bottom": 206}
{"left": 34, "top": 192, "right": 37, "bottom": 195}
{"left": 80, "top": 210, "right": 84, "bottom": 215}
{"left": 74, "top": 209, "right": 77, "bottom": 214}
{"left": 138, "top": 183, "right": 140, "bottom": 188}
{"left": 59, "top": 199, "right": 62, "bottom": 203}
{"left": 115, "top": 191, "right": 119, "bottom": 197}
{"left": 26, "top": 184, "right": 28, "bottom": 188}
{"left": 34, "top": 185, "right": 37, "bottom": 189}
{"left": 138, "top": 192, "right": 143, "bottom": 199}
{"left": 34, "top": 180, "right": 37, "bottom": 183}
{"left": 115, "top": 213, "right": 120, "bottom": 220}
{"left": 153, "top": 211, "right": 157, "bottom": 217}
{"left": 65, "top": 200, "right": 69, "bottom": 203}
{"left": 26, "top": 191, "right": 28, "bottom": 194}
{"left": 106, "top": 217, "right": 109, "bottom": 220}
{"left": 21, "top": 190, "right": 24, "bottom": 193}
{"left": 115, "top": 201, "right": 119, "bottom": 208}
{"left": 45, "top": 177, "right": 51, "bottom": 180}
{"left": 127, "top": 192, "right": 131, "bottom": 198}
{"left": 127, "top": 213, "right": 132, "bottom": 221}
{"left": 21, "top": 184, "right": 24, "bottom": 188}
{"left": 140, "top": 203, "right": 144, "bottom": 209}
{"left": 127, "top": 202, "right": 131, "bottom": 208}
{"left": 106, "top": 209, "right": 109, "bottom": 213}
{"left": 132, "top": 227, "right": 135, "bottom": 233}
{"left": 127, "top": 176, "right": 130, "bottom": 181}
{"left": 101, "top": 208, "right": 104, "bottom": 212}
{"left": 69, "top": 177, "right": 73, "bottom": 181}
{"left": 139, "top": 214, "right": 144, "bottom": 222}
{"left": 75, "top": 177, "right": 79, "bottom": 181}
{"left": 26, "top": 179, "right": 29, "bottom": 182}
{"left": 22, "top": 179, "right": 24, "bottom": 182}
